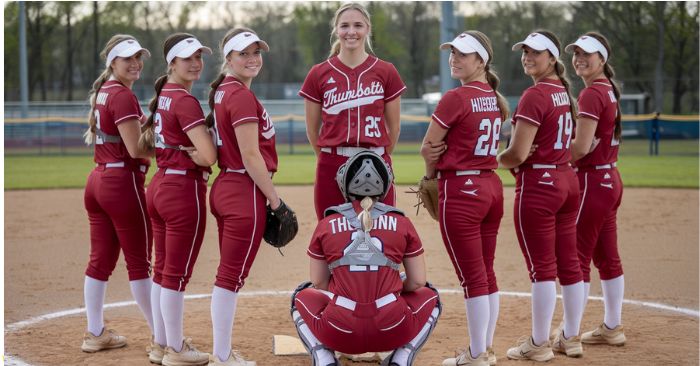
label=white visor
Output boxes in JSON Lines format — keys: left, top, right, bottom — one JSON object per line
{"left": 106, "top": 39, "right": 151, "bottom": 67}
{"left": 166, "top": 37, "right": 213, "bottom": 64}
{"left": 223, "top": 32, "right": 270, "bottom": 57}
{"left": 565, "top": 36, "right": 608, "bottom": 62}
{"left": 511, "top": 32, "right": 560, "bottom": 59}
{"left": 440, "top": 33, "right": 489, "bottom": 64}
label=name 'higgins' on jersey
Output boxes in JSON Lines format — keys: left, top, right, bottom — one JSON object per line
{"left": 328, "top": 214, "right": 398, "bottom": 234}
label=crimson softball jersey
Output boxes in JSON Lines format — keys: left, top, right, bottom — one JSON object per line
{"left": 213, "top": 76, "right": 277, "bottom": 172}
{"left": 153, "top": 82, "right": 211, "bottom": 172}
{"left": 92, "top": 79, "right": 149, "bottom": 168}
{"left": 299, "top": 55, "right": 406, "bottom": 148}
{"left": 432, "top": 81, "right": 501, "bottom": 172}
{"left": 512, "top": 78, "right": 574, "bottom": 165}
{"left": 575, "top": 79, "right": 620, "bottom": 168}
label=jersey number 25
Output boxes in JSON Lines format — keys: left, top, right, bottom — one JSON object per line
{"left": 474, "top": 117, "right": 502, "bottom": 156}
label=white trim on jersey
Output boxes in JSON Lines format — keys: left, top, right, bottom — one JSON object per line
{"left": 235, "top": 182, "right": 259, "bottom": 292}
{"left": 431, "top": 114, "right": 450, "bottom": 129}
{"left": 294, "top": 298, "right": 322, "bottom": 320}
{"left": 298, "top": 90, "right": 321, "bottom": 103}
{"left": 114, "top": 113, "right": 141, "bottom": 124}
{"left": 182, "top": 119, "right": 205, "bottom": 131}
{"left": 578, "top": 111, "right": 600, "bottom": 120}
{"left": 462, "top": 85, "right": 494, "bottom": 93}
{"left": 325, "top": 59, "right": 351, "bottom": 143}
{"left": 514, "top": 114, "right": 542, "bottom": 126}
{"left": 538, "top": 82, "right": 565, "bottom": 89}
{"left": 357, "top": 58, "right": 380, "bottom": 145}
{"left": 131, "top": 171, "right": 151, "bottom": 269}
{"left": 412, "top": 295, "right": 439, "bottom": 315}
{"left": 231, "top": 116, "right": 259, "bottom": 127}
{"left": 405, "top": 247, "right": 423, "bottom": 256}
{"left": 161, "top": 88, "right": 190, "bottom": 93}
{"left": 441, "top": 179, "right": 469, "bottom": 295}
{"left": 576, "top": 172, "right": 589, "bottom": 225}
{"left": 307, "top": 249, "right": 324, "bottom": 259}
{"left": 385, "top": 85, "right": 406, "bottom": 101}
{"left": 517, "top": 172, "right": 538, "bottom": 281}
{"left": 100, "top": 83, "right": 127, "bottom": 90}
{"left": 178, "top": 181, "right": 202, "bottom": 292}
{"left": 592, "top": 82, "right": 612, "bottom": 87}
{"left": 219, "top": 80, "right": 243, "bottom": 88}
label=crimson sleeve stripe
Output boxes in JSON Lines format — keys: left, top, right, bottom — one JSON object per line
{"left": 114, "top": 114, "right": 140, "bottom": 124}
{"left": 514, "top": 114, "right": 541, "bottom": 126}
{"left": 182, "top": 119, "right": 205, "bottom": 131}
{"left": 231, "top": 116, "right": 259, "bottom": 127}
{"left": 307, "top": 249, "right": 324, "bottom": 259}
{"left": 298, "top": 90, "right": 321, "bottom": 103}
{"left": 385, "top": 85, "right": 407, "bottom": 102}
{"left": 431, "top": 114, "right": 450, "bottom": 129}
{"left": 578, "top": 111, "right": 600, "bottom": 120}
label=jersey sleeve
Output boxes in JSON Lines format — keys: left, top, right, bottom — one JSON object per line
{"left": 384, "top": 62, "right": 407, "bottom": 102}
{"left": 176, "top": 95, "right": 206, "bottom": 132}
{"left": 513, "top": 88, "right": 546, "bottom": 126}
{"left": 402, "top": 218, "right": 424, "bottom": 258}
{"left": 307, "top": 222, "right": 326, "bottom": 260}
{"left": 110, "top": 90, "right": 143, "bottom": 125}
{"left": 431, "top": 90, "right": 464, "bottom": 129}
{"left": 299, "top": 65, "right": 322, "bottom": 104}
{"left": 577, "top": 87, "right": 605, "bottom": 121}
{"left": 227, "top": 90, "right": 260, "bottom": 128}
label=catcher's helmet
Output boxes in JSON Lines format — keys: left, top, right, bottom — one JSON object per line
{"left": 336, "top": 150, "right": 393, "bottom": 202}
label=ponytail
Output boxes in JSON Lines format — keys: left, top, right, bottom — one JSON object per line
{"left": 205, "top": 71, "right": 227, "bottom": 128}
{"left": 357, "top": 196, "right": 374, "bottom": 232}
{"left": 83, "top": 69, "right": 111, "bottom": 145}
{"left": 484, "top": 64, "right": 509, "bottom": 122}
{"left": 138, "top": 74, "right": 168, "bottom": 152}
{"left": 603, "top": 63, "right": 622, "bottom": 140}
{"left": 554, "top": 61, "right": 578, "bottom": 118}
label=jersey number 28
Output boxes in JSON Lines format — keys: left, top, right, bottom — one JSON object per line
{"left": 474, "top": 117, "right": 502, "bottom": 156}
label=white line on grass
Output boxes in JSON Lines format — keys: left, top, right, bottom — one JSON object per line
{"left": 5, "top": 289, "right": 699, "bottom": 365}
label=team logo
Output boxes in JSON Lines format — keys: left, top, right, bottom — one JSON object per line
{"left": 187, "top": 39, "right": 194, "bottom": 43}
{"left": 580, "top": 36, "right": 588, "bottom": 40}
{"left": 464, "top": 179, "right": 473, "bottom": 185}
{"left": 459, "top": 33, "right": 466, "bottom": 38}
{"left": 244, "top": 33, "right": 252, "bottom": 37}
{"left": 261, "top": 109, "right": 276, "bottom": 140}
{"left": 127, "top": 40, "right": 135, "bottom": 44}
{"left": 327, "top": 77, "right": 336, "bottom": 84}
{"left": 529, "top": 33, "right": 538, "bottom": 38}
{"left": 601, "top": 183, "right": 613, "bottom": 189}
{"left": 460, "top": 189, "right": 478, "bottom": 197}
{"left": 604, "top": 173, "right": 611, "bottom": 179}
{"left": 542, "top": 172, "right": 551, "bottom": 178}
{"left": 322, "top": 81, "right": 385, "bottom": 115}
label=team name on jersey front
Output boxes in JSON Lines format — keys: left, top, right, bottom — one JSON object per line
{"left": 323, "top": 81, "right": 385, "bottom": 115}
{"left": 328, "top": 214, "right": 398, "bottom": 234}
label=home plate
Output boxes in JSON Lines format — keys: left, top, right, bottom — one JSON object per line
{"left": 272, "top": 335, "right": 308, "bottom": 356}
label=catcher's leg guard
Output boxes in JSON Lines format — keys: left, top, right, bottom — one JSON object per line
{"left": 385, "top": 285, "right": 442, "bottom": 366}
{"left": 292, "top": 309, "right": 339, "bottom": 366}
{"left": 290, "top": 281, "right": 313, "bottom": 315}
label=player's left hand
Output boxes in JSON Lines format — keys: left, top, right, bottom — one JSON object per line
{"left": 263, "top": 199, "right": 299, "bottom": 249}
{"left": 421, "top": 141, "right": 447, "bottom": 164}
{"left": 589, "top": 137, "right": 601, "bottom": 153}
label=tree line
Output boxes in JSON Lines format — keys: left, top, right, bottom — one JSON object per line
{"left": 4, "top": 1, "right": 698, "bottom": 113}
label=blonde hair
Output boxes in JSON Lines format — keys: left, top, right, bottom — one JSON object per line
{"left": 584, "top": 31, "right": 622, "bottom": 140}
{"left": 204, "top": 27, "right": 258, "bottom": 128}
{"left": 464, "top": 30, "right": 509, "bottom": 122}
{"left": 535, "top": 29, "right": 578, "bottom": 118}
{"left": 83, "top": 34, "right": 136, "bottom": 145}
{"left": 328, "top": 3, "right": 374, "bottom": 58}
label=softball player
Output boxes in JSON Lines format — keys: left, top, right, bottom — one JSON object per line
{"left": 206, "top": 28, "right": 281, "bottom": 366}
{"left": 299, "top": 2, "right": 406, "bottom": 220}
{"left": 81, "top": 34, "right": 154, "bottom": 355}
{"left": 291, "top": 151, "right": 441, "bottom": 366}
{"left": 421, "top": 31, "right": 508, "bottom": 366}
{"left": 141, "top": 33, "right": 215, "bottom": 366}
{"left": 567, "top": 32, "right": 626, "bottom": 346}
{"left": 497, "top": 31, "right": 585, "bottom": 361}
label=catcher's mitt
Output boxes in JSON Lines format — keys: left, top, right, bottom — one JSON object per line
{"left": 263, "top": 199, "right": 299, "bottom": 249}
{"left": 407, "top": 176, "right": 439, "bottom": 221}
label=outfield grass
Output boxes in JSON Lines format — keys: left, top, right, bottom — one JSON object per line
{"left": 5, "top": 152, "right": 698, "bottom": 190}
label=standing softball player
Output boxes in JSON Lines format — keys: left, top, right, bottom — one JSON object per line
{"left": 81, "top": 35, "right": 154, "bottom": 355}
{"left": 299, "top": 2, "right": 406, "bottom": 220}
{"left": 567, "top": 32, "right": 626, "bottom": 346}
{"left": 497, "top": 31, "right": 585, "bottom": 361}
{"left": 291, "top": 151, "right": 441, "bottom": 366}
{"left": 141, "top": 33, "right": 216, "bottom": 366}
{"left": 206, "top": 28, "right": 288, "bottom": 366}
{"left": 420, "top": 31, "right": 507, "bottom": 366}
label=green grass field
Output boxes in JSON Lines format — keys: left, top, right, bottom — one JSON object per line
{"left": 5, "top": 149, "right": 698, "bottom": 190}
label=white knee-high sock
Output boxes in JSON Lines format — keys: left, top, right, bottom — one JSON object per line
{"left": 465, "top": 296, "right": 489, "bottom": 356}
{"left": 84, "top": 276, "right": 107, "bottom": 336}
{"left": 601, "top": 275, "right": 624, "bottom": 328}
{"left": 211, "top": 286, "right": 239, "bottom": 362}
{"left": 561, "top": 281, "right": 584, "bottom": 338}
{"left": 292, "top": 310, "right": 336, "bottom": 365}
{"left": 582, "top": 282, "right": 591, "bottom": 312}
{"left": 160, "top": 288, "right": 185, "bottom": 351}
{"left": 487, "top": 292, "right": 500, "bottom": 348}
{"left": 130, "top": 278, "right": 154, "bottom": 334}
{"left": 151, "top": 282, "right": 167, "bottom": 346}
{"left": 391, "top": 306, "right": 440, "bottom": 366}
{"left": 531, "top": 281, "right": 556, "bottom": 346}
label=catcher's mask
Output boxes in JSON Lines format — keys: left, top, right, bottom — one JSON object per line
{"left": 336, "top": 151, "right": 393, "bottom": 202}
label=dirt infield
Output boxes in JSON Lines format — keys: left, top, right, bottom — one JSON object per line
{"left": 5, "top": 186, "right": 699, "bottom": 365}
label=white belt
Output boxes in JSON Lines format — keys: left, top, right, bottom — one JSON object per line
{"left": 320, "top": 146, "right": 385, "bottom": 157}
{"left": 165, "top": 168, "right": 209, "bottom": 181}
{"left": 532, "top": 164, "right": 557, "bottom": 169}
{"left": 437, "top": 170, "right": 482, "bottom": 178}
{"left": 101, "top": 161, "right": 147, "bottom": 173}
{"left": 225, "top": 168, "right": 273, "bottom": 178}
{"left": 595, "top": 162, "right": 617, "bottom": 169}
{"left": 319, "top": 290, "right": 397, "bottom": 311}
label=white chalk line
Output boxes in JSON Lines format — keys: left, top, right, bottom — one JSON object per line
{"left": 5, "top": 289, "right": 699, "bottom": 365}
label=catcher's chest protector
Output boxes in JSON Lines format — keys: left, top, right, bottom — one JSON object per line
{"left": 325, "top": 202, "right": 403, "bottom": 272}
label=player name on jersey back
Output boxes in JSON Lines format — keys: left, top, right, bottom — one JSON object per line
{"left": 323, "top": 81, "right": 384, "bottom": 115}
{"left": 551, "top": 92, "right": 570, "bottom": 107}
{"left": 328, "top": 215, "right": 398, "bottom": 234}
{"left": 158, "top": 96, "right": 173, "bottom": 111}
{"left": 471, "top": 96, "right": 499, "bottom": 112}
